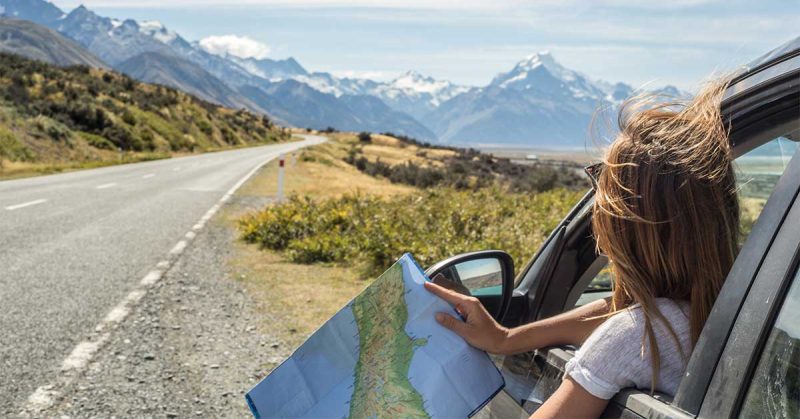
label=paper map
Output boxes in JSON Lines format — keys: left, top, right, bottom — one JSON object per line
{"left": 246, "top": 253, "right": 505, "bottom": 418}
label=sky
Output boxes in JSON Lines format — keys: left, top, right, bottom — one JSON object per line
{"left": 49, "top": 0, "right": 799, "bottom": 90}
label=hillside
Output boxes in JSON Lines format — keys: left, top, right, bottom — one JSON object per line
{"left": 0, "top": 52, "right": 288, "bottom": 174}
{"left": 118, "top": 51, "right": 264, "bottom": 113}
{"left": 0, "top": 18, "right": 107, "bottom": 68}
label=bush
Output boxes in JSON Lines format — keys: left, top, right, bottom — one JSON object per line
{"left": 357, "top": 132, "right": 372, "bottom": 143}
{"left": 239, "top": 188, "right": 582, "bottom": 277}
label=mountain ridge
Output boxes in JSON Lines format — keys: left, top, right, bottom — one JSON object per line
{"left": 0, "top": 18, "right": 107, "bottom": 68}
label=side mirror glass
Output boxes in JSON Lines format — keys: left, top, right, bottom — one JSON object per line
{"left": 425, "top": 250, "right": 514, "bottom": 321}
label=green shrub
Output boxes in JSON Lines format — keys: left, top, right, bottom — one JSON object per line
{"left": 357, "top": 132, "right": 372, "bottom": 143}
{"left": 0, "top": 126, "right": 34, "bottom": 162}
{"left": 77, "top": 131, "right": 115, "bottom": 150}
{"left": 239, "top": 188, "right": 582, "bottom": 277}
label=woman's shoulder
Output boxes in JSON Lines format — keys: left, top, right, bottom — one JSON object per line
{"left": 585, "top": 298, "right": 690, "bottom": 354}
{"left": 621, "top": 298, "right": 690, "bottom": 322}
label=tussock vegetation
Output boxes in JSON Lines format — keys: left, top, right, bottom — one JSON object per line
{"left": 239, "top": 188, "right": 581, "bottom": 277}
{"left": 0, "top": 52, "right": 288, "bottom": 173}
{"left": 240, "top": 133, "right": 586, "bottom": 276}
{"left": 345, "top": 142, "right": 587, "bottom": 192}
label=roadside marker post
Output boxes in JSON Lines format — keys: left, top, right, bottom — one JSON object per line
{"left": 277, "top": 154, "right": 285, "bottom": 202}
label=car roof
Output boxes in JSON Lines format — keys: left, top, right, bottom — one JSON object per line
{"left": 731, "top": 35, "right": 800, "bottom": 84}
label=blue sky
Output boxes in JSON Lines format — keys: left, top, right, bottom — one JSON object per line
{"left": 51, "top": 0, "right": 798, "bottom": 90}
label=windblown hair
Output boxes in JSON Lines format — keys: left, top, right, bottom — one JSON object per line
{"left": 592, "top": 79, "right": 740, "bottom": 389}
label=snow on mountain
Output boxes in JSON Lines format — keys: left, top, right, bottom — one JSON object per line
{"left": 229, "top": 56, "right": 308, "bottom": 80}
{"left": 491, "top": 51, "right": 607, "bottom": 103}
{"left": 425, "top": 51, "right": 619, "bottom": 147}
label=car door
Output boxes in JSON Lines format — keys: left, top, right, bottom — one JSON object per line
{"left": 476, "top": 43, "right": 800, "bottom": 418}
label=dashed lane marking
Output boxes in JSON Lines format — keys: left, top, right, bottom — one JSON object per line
{"left": 21, "top": 139, "right": 320, "bottom": 416}
{"left": 5, "top": 199, "right": 48, "bottom": 211}
{"left": 142, "top": 174, "right": 156, "bottom": 179}
{"left": 95, "top": 183, "right": 117, "bottom": 190}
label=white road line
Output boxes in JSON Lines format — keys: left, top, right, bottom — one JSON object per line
{"left": 141, "top": 174, "right": 155, "bottom": 179}
{"left": 95, "top": 183, "right": 117, "bottom": 190}
{"left": 22, "top": 139, "right": 319, "bottom": 416}
{"left": 5, "top": 199, "right": 47, "bottom": 211}
{"left": 173, "top": 167, "right": 181, "bottom": 172}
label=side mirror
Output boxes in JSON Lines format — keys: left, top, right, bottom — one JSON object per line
{"left": 425, "top": 250, "right": 514, "bottom": 322}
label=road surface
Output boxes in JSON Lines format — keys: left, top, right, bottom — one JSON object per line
{"left": 0, "top": 135, "right": 324, "bottom": 415}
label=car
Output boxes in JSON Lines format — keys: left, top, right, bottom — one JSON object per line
{"left": 426, "top": 35, "right": 800, "bottom": 418}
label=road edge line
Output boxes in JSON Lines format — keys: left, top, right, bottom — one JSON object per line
{"left": 20, "top": 138, "right": 319, "bottom": 416}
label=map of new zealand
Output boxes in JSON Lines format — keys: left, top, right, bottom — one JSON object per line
{"left": 246, "top": 253, "right": 505, "bottom": 418}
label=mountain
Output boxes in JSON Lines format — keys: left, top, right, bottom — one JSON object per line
{"left": 368, "top": 71, "right": 471, "bottom": 120}
{"left": 0, "top": 18, "right": 107, "bottom": 68}
{"left": 229, "top": 56, "right": 308, "bottom": 80}
{"left": 239, "top": 80, "right": 435, "bottom": 139}
{"left": 337, "top": 94, "right": 436, "bottom": 139}
{"left": 55, "top": 6, "right": 177, "bottom": 66}
{"left": 424, "top": 52, "right": 684, "bottom": 147}
{"left": 0, "top": 0, "right": 63, "bottom": 27}
{"left": 117, "top": 51, "right": 263, "bottom": 112}
{"left": 239, "top": 80, "right": 361, "bottom": 131}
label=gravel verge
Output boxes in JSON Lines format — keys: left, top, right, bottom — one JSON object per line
{"left": 49, "top": 196, "right": 287, "bottom": 418}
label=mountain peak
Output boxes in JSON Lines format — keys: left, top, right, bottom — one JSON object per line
{"left": 517, "top": 50, "right": 564, "bottom": 74}
{"left": 395, "top": 70, "right": 435, "bottom": 84}
{"left": 68, "top": 4, "right": 97, "bottom": 19}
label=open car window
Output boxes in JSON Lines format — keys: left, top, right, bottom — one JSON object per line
{"left": 573, "top": 135, "right": 799, "bottom": 309}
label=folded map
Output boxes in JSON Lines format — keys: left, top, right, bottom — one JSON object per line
{"left": 246, "top": 253, "right": 505, "bottom": 418}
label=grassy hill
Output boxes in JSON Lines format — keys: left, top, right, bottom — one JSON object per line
{"left": 0, "top": 52, "right": 288, "bottom": 177}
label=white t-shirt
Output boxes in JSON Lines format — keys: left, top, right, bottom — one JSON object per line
{"left": 564, "top": 298, "right": 692, "bottom": 399}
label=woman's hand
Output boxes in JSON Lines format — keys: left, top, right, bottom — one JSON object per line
{"left": 424, "top": 281, "right": 510, "bottom": 354}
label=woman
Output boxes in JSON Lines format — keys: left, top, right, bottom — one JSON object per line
{"left": 425, "top": 79, "right": 740, "bottom": 418}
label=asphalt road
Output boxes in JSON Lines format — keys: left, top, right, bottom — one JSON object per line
{"left": 0, "top": 135, "right": 324, "bottom": 415}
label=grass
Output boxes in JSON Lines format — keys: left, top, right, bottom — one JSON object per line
{"left": 228, "top": 239, "right": 366, "bottom": 352}
{"left": 237, "top": 136, "right": 415, "bottom": 199}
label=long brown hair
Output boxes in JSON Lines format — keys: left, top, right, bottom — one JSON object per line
{"left": 592, "top": 79, "right": 740, "bottom": 388}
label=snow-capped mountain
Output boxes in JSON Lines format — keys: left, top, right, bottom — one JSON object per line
{"left": 368, "top": 71, "right": 471, "bottom": 120}
{"left": 423, "top": 52, "right": 685, "bottom": 147}
{"left": 246, "top": 69, "right": 471, "bottom": 121}
{"left": 56, "top": 6, "right": 176, "bottom": 65}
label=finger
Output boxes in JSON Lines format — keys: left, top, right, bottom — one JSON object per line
{"left": 435, "top": 312, "right": 468, "bottom": 336}
{"left": 424, "top": 281, "right": 473, "bottom": 306}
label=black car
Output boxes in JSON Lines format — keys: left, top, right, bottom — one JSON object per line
{"left": 426, "top": 36, "right": 800, "bottom": 418}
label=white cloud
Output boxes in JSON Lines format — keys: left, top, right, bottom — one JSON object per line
{"left": 198, "top": 35, "right": 271, "bottom": 59}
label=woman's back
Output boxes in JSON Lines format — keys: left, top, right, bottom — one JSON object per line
{"left": 565, "top": 298, "right": 692, "bottom": 398}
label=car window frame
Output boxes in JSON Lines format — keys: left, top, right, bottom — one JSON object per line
{"left": 696, "top": 153, "right": 800, "bottom": 417}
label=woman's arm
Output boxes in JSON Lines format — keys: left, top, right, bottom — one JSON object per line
{"left": 424, "top": 282, "right": 611, "bottom": 355}
{"left": 530, "top": 377, "right": 609, "bottom": 419}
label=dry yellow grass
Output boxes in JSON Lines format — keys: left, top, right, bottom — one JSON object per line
{"left": 237, "top": 136, "right": 416, "bottom": 199}
{"left": 228, "top": 238, "right": 367, "bottom": 350}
